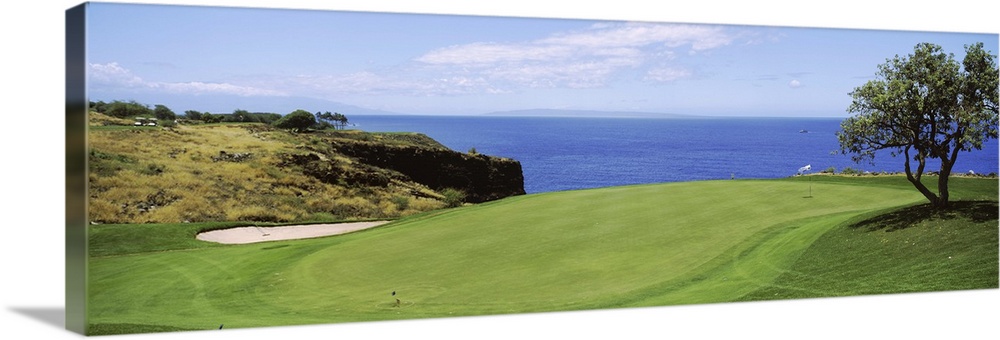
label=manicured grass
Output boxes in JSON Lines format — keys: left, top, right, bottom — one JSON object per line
{"left": 740, "top": 200, "right": 998, "bottom": 300}
{"left": 88, "top": 222, "right": 235, "bottom": 257}
{"left": 86, "top": 176, "right": 997, "bottom": 335}
{"left": 89, "top": 218, "right": 388, "bottom": 257}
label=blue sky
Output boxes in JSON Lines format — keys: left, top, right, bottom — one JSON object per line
{"left": 85, "top": 2, "right": 998, "bottom": 117}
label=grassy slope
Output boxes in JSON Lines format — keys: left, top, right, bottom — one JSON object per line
{"left": 87, "top": 114, "right": 451, "bottom": 224}
{"left": 740, "top": 177, "right": 998, "bottom": 300}
{"left": 86, "top": 176, "right": 997, "bottom": 335}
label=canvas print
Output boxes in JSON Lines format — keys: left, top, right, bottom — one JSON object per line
{"left": 67, "top": 1, "right": 998, "bottom": 336}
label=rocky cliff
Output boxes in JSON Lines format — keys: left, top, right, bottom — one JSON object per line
{"left": 327, "top": 139, "right": 526, "bottom": 203}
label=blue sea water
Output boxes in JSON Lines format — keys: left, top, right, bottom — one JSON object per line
{"left": 349, "top": 115, "right": 999, "bottom": 194}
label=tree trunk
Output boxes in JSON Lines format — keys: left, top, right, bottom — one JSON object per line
{"left": 936, "top": 150, "right": 959, "bottom": 209}
{"left": 936, "top": 172, "right": 951, "bottom": 209}
{"left": 903, "top": 146, "right": 941, "bottom": 206}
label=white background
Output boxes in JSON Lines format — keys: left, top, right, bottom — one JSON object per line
{"left": 2, "top": 1, "right": 997, "bottom": 339}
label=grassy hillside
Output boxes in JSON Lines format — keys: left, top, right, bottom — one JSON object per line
{"left": 740, "top": 176, "right": 998, "bottom": 300}
{"left": 87, "top": 112, "right": 465, "bottom": 224}
{"left": 86, "top": 176, "right": 998, "bottom": 335}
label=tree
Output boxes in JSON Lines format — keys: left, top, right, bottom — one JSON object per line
{"left": 274, "top": 109, "right": 317, "bottom": 133}
{"left": 153, "top": 104, "right": 176, "bottom": 121}
{"left": 89, "top": 100, "right": 108, "bottom": 113}
{"left": 837, "top": 42, "right": 998, "bottom": 208}
{"left": 316, "top": 111, "right": 349, "bottom": 130}
{"left": 184, "top": 110, "right": 203, "bottom": 120}
{"left": 231, "top": 109, "right": 251, "bottom": 122}
{"left": 335, "top": 112, "right": 349, "bottom": 129}
{"left": 105, "top": 100, "right": 152, "bottom": 118}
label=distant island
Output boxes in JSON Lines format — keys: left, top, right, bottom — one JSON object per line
{"left": 483, "top": 109, "right": 697, "bottom": 119}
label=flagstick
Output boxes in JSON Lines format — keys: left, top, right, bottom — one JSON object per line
{"left": 798, "top": 164, "right": 812, "bottom": 198}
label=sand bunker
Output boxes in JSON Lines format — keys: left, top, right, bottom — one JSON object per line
{"left": 196, "top": 221, "right": 392, "bottom": 244}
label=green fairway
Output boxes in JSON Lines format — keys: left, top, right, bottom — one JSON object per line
{"left": 86, "top": 176, "right": 998, "bottom": 334}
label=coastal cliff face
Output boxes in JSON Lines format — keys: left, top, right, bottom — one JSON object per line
{"left": 328, "top": 139, "right": 526, "bottom": 203}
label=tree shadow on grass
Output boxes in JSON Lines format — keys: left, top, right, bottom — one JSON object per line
{"left": 849, "top": 201, "right": 998, "bottom": 232}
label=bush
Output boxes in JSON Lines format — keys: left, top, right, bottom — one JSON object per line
{"left": 390, "top": 196, "right": 410, "bottom": 211}
{"left": 274, "top": 110, "right": 317, "bottom": 133}
{"left": 841, "top": 167, "right": 863, "bottom": 175}
{"left": 201, "top": 113, "right": 224, "bottom": 123}
{"left": 440, "top": 188, "right": 466, "bottom": 208}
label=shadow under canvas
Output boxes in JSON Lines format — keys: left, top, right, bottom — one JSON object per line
{"left": 9, "top": 307, "right": 66, "bottom": 330}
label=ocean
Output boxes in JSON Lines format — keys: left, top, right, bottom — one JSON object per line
{"left": 349, "top": 115, "right": 999, "bottom": 194}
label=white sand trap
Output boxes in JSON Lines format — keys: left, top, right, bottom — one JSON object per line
{"left": 196, "top": 221, "right": 392, "bottom": 244}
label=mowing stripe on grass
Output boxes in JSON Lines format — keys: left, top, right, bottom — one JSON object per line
{"left": 615, "top": 211, "right": 865, "bottom": 307}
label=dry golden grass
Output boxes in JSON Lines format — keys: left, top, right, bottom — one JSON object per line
{"left": 87, "top": 116, "right": 447, "bottom": 224}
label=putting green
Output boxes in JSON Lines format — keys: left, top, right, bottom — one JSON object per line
{"left": 88, "top": 178, "right": 927, "bottom": 333}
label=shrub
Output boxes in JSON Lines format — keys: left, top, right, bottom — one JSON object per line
{"left": 390, "top": 196, "right": 410, "bottom": 211}
{"left": 440, "top": 188, "right": 466, "bottom": 208}
{"left": 201, "top": 112, "right": 224, "bottom": 123}
{"left": 841, "top": 167, "right": 863, "bottom": 175}
{"left": 274, "top": 110, "right": 316, "bottom": 133}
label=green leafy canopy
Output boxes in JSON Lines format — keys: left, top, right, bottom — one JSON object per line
{"left": 837, "top": 42, "right": 998, "bottom": 207}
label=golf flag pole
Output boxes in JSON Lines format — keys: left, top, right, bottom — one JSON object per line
{"left": 798, "top": 164, "right": 812, "bottom": 198}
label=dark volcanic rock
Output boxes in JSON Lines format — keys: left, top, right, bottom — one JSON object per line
{"left": 330, "top": 140, "right": 525, "bottom": 203}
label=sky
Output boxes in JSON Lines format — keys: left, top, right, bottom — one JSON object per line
{"left": 84, "top": 2, "right": 998, "bottom": 117}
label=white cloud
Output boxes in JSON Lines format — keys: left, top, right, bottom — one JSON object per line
{"left": 788, "top": 79, "right": 803, "bottom": 88}
{"left": 88, "top": 62, "right": 147, "bottom": 88}
{"left": 87, "top": 62, "right": 286, "bottom": 97}
{"left": 413, "top": 22, "right": 735, "bottom": 89}
{"left": 539, "top": 23, "right": 732, "bottom": 51}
